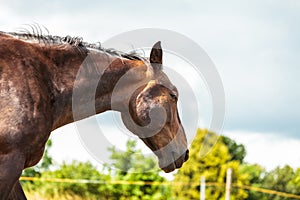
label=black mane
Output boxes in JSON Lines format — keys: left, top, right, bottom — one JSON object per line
{"left": 2, "top": 25, "right": 144, "bottom": 61}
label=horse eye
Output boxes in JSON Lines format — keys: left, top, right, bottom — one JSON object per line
{"left": 169, "top": 93, "right": 178, "bottom": 101}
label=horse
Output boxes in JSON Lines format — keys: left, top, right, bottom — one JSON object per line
{"left": 0, "top": 30, "right": 189, "bottom": 199}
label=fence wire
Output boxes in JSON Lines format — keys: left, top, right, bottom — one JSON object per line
{"left": 20, "top": 176, "right": 300, "bottom": 199}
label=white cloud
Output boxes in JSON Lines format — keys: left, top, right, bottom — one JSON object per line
{"left": 50, "top": 123, "right": 95, "bottom": 164}
{"left": 49, "top": 114, "right": 156, "bottom": 167}
{"left": 223, "top": 130, "right": 300, "bottom": 170}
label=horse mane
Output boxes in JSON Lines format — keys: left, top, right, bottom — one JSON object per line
{"left": 2, "top": 24, "right": 145, "bottom": 61}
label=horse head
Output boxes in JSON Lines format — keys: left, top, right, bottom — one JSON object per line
{"left": 120, "top": 42, "right": 189, "bottom": 172}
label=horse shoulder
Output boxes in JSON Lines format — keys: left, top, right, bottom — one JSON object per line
{"left": 0, "top": 38, "right": 53, "bottom": 166}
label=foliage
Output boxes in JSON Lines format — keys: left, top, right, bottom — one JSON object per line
{"left": 24, "top": 161, "right": 111, "bottom": 199}
{"left": 221, "top": 135, "right": 246, "bottom": 163}
{"left": 22, "top": 139, "right": 169, "bottom": 199}
{"left": 260, "top": 165, "right": 297, "bottom": 200}
{"left": 39, "top": 161, "right": 111, "bottom": 199}
{"left": 173, "top": 129, "right": 248, "bottom": 200}
{"left": 288, "top": 168, "right": 300, "bottom": 195}
{"left": 107, "top": 140, "right": 170, "bottom": 200}
{"left": 239, "top": 163, "right": 266, "bottom": 200}
{"left": 22, "top": 130, "right": 300, "bottom": 200}
{"left": 239, "top": 163, "right": 300, "bottom": 200}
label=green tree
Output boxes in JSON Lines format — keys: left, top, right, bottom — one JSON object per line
{"left": 261, "top": 165, "right": 295, "bottom": 200}
{"left": 107, "top": 140, "right": 170, "bottom": 200}
{"left": 287, "top": 168, "right": 300, "bottom": 195}
{"left": 40, "top": 161, "right": 110, "bottom": 198}
{"left": 239, "top": 163, "right": 267, "bottom": 200}
{"left": 221, "top": 135, "right": 246, "bottom": 163}
{"left": 173, "top": 129, "right": 248, "bottom": 200}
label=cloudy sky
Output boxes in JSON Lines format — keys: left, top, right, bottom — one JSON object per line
{"left": 1, "top": 0, "right": 300, "bottom": 171}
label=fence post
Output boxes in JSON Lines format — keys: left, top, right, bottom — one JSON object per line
{"left": 225, "top": 168, "right": 232, "bottom": 200}
{"left": 200, "top": 176, "right": 205, "bottom": 200}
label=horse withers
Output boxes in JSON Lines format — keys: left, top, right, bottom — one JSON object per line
{"left": 0, "top": 31, "right": 189, "bottom": 199}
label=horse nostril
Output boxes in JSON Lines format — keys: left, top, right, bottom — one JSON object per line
{"left": 185, "top": 150, "right": 189, "bottom": 161}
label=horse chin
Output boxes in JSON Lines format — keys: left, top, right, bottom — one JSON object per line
{"left": 160, "top": 159, "right": 184, "bottom": 173}
{"left": 158, "top": 153, "right": 188, "bottom": 173}
{"left": 161, "top": 162, "right": 177, "bottom": 173}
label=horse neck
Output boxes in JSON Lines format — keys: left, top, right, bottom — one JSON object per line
{"left": 49, "top": 47, "right": 151, "bottom": 130}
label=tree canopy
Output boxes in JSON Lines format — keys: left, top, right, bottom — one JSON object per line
{"left": 173, "top": 129, "right": 248, "bottom": 199}
{"left": 107, "top": 140, "right": 169, "bottom": 200}
{"left": 22, "top": 129, "right": 300, "bottom": 199}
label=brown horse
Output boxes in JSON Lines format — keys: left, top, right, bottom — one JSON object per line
{"left": 0, "top": 31, "right": 189, "bottom": 199}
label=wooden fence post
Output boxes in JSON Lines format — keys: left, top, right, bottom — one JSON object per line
{"left": 225, "top": 168, "right": 232, "bottom": 200}
{"left": 200, "top": 176, "right": 205, "bottom": 200}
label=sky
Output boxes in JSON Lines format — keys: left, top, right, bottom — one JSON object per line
{"left": 1, "top": 0, "right": 300, "bottom": 171}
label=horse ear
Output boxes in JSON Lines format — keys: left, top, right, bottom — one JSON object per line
{"left": 150, "top": 41, "right": 162, "bottom": 71}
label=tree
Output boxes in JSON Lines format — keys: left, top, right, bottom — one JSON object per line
{"left": 288, "top": 168, "right": 300, "bottom": 195}
{"left": 261, "top": 165, "right": 295, "bottom": 200}
{"left": 40, "top": 161, "right": 110, "bottom": 198}
{"left": 221, "top": 135, "right": 246, "bottom": 163}
{"left": 107, "top": 140, "right": 170, "bottom": 200}
{"left": 239, "top": 163, "right": 267, "bottom": 200}
{"left": 173, "top": 129, "right": 248, "bottom": 200}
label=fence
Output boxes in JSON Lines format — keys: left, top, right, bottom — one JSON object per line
{"left": 20, "top": 175, "right": 300, "bottom": 199}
